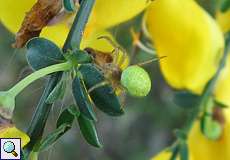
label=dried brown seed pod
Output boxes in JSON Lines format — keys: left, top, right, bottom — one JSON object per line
{"left": 13, "top": 0, "right": 62, "bottom": 48}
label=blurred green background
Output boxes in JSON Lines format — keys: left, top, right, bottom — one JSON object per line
{"left": 0, "top": 1, "right": 215, "bottom": 159}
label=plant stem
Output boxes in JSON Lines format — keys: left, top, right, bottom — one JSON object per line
{"left": 25, "top": 0, "right": 95, "bottom": 154}
{"left": 9, "top": 62, "right": 71, "bottom": 97}
{"left": 170, "top": 33, "right": 230, "bottom": 160}
{"left": 63, "top": 0, "right": 95, "bottom": 51}
{"left": 183, "top": 35, "right": 230, "bottom": 134}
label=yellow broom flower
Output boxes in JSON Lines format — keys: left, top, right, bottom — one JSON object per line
{"left": 187, "top": 107, "right": 230, "bottom": 160}
{"left": 0, "top": 123, "right": 30, "bottom": 147}
{"left": 145, "top": 0, "right": 224, "bottom": 94}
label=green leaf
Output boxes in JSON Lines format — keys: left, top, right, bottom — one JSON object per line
{"left": 79, "top": 64, "right": 124, "bottom": 116}
{"left": 65, "top": 49, "right": 93, "bottom": 66}
{"left": 173, "top": 91, "right": 200, "bottom": 108}
{"left": 78, "top": 114, "right": 102, "bottom": 148}
{"left": 38, "top": 124, "right": 70, "bottom": 151}
{"left": 26, "top": 37, "right": 64, "bottom": 71}
{"left": 214, "top": 100, "right": 228, "bottom": 108}
{"left": 56, "top": 105, "right": 79, "bottom": 128}
{"left": 179, "top": 142, "right": 188, "bottom": 160}
{"left": 170, "top": 146, "right": 179, "bottom": 160}
{"left": 63, "top": 0, "right": 76, "bottom": 12}
{"left": 220, "top": 0, "right": 230, "bottom": 12}
{"left": 36, "top": 105, "right": 79, "bottom": 151}
{"left": 174, "top": 129, "right": 187, "bottom": 141}
{"left": 72, "top": 76, "right": 97, "bottom": 121}
{"left": 46, "top": 80, "right": 66, "bottom": 104}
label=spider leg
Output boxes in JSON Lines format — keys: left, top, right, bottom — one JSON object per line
{"left": 117, "top": 49, "right": 128, "bottom": 68}
{"left": 116, "top": 84, "right": 126, "bottom": 106}
{"left": 98, "top": 36, "right": 118, "bottom": 48}
{"left": 97, "top": 36, "right": 122, "bottom": 65}
{"left": 112, "top": 48, "right": 120, "bottom": 65}
{"left": 136, "top": 56, "right": 167, "bottom": 66}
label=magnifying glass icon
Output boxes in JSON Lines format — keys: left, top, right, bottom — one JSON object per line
{"left": 3, "top": 141, "right": 18, "bottom": 157}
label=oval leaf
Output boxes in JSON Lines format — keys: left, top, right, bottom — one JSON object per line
{"left": 179, "top": 142, "right": 188, "bottom": 160}
{"left": 79, "top": 64, "right": 124, "bottom": 116}
{"left": 38, "top": 124, "right": 70, "bottom": 152}
{"left": 65, "top": 49, "right": 93, "bottom": 66}
{"left": 56, "top": 105, "right": 79, "bottom": 128}
{"left": 170, "top": 146, "right": 179, "bottom": 160}
{"left": 220, "top": 0, "right": 230, "bottom": 12}
{"left": 26, "top": 37, "right": 64, "bottom": 70}
{"left": 78, "top": 114, "right": 102, "bottom": 148}
{"left": 72, "top": 76, "right": 97, "bottom": 121}
{"left": 72, "top": 49, "right": 93, "bottom": 64}
{"left": 46, "top": 80, "right": 66, "bottom": 104}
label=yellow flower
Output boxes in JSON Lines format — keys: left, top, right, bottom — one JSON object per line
{"left": 0, "top": 124, "right": 30, "bottom": 147}
{"left": 188, "top": 108, "right": 230, "bottom": 160}
{"left": 87, "top": 0, "right": 150, "bottom": 30}
{"left": 145, "top": 0, "right": 224, "bottom": 94}
{"left": 0, "top": 0, "right": 149, "bottom": 47}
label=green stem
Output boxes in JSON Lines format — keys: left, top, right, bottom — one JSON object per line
{"left": 25, "top": 0, "right": 95, "bottom": 154}
{"left": 8, "top": 62, "right": 71, "bottom": 97}
{"left": 183, "top": 35, "right": 230, "bottom": 134}
{"left": 170, "top": 33, "right": 230, "bottom": 160}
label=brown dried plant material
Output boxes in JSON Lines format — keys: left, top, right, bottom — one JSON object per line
{"left": 213, "top": 107, "right": 225, "bottom": 127}
{"left": 13, "top": 0, "right": 62, "bottom": 48}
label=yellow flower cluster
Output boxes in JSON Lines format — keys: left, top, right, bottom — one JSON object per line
{"left": 145, "top": 0, "right": 224, "bottom": 95}
{"left": 146, "top": 1, "right": 230, "bottom": 160}
{"left": 144, "top": 0, "right": 230, "bottom": 109}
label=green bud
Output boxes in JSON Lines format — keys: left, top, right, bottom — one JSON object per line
{"left": 121, "top": 65, "right": 151, "bottom": 97}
